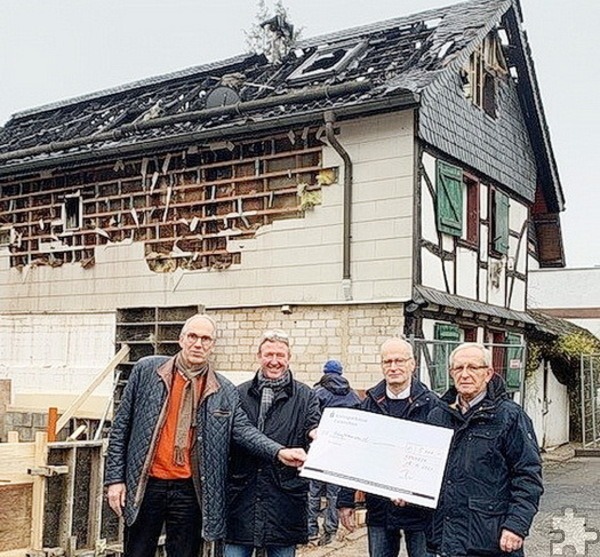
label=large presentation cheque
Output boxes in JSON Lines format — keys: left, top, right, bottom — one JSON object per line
{"left": 300, "top": 407, "right": 454, "bottom": 508}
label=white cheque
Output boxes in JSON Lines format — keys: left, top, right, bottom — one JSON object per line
{"left": 300, "top": 407, "right": 453, "bottom": 508}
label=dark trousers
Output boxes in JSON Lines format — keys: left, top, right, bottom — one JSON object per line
{"left": 124, "top": 478, "right": 202, "bottom": 557}
{"left": 367, "top": 526, "right": 430, "bottom": 557}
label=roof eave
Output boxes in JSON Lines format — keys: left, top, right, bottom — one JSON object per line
{"left": 0, "top": 90, "right": 419, "bottom": 178}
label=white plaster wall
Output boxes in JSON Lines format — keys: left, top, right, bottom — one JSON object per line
{"left": 0, "top": 312, "right": 116, "bottom": 397}
{"left": 421, "top": 248, "right": 448, "bottom": 292}
{"left": 420, "top": 152, "right": 438, "bottom": 243}
{"left": 456, "top": 246, "right": 478, "bottom": 299}
{"left": 0, "top": 112, "right": 415, "bottom": 312}
{"left": 509, "top": 278, "right": 526, "bottom": 311}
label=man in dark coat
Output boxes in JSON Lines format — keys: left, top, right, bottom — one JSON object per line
{"left": 308, "top": 359, "right": 361, "bottom": 546}
{"left": 427, "top": 342, "right": 543, "bottom": 557}
{"left": 105, "top": 315, "right": 306, "bottom": 557}
{"left": 225, "top": 330, "right": 321, "bottom": 557}
{"left": 338, "top": 338, "right": 437, "bottom": 557}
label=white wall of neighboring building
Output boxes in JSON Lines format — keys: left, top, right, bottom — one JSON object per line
{"left": 529, "top": 267, "right": 600, "bottom": 337}
{"left": 0, "top": 312, "right": 116, "bottom": 414}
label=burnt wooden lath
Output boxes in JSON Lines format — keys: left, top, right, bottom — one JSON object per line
{"left": 0, "top": 129, "right": 333, "bottom": 270}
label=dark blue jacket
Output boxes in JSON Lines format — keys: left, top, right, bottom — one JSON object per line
{"left": 337, "top": 378, "right": 438, "bottom": 531}
{"left": 226, "top": 371, "right": 321, "bottom": 546}
{"left": 313, "top": 373, "right": 361, "bottom": 410}
{"left": 105, "top": 356, "right": 282, "bottom": 540}
{"left": 426, "top": 379, "right": 543, "bottom": 557}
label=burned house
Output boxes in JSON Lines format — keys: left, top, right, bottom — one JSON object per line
{"left": 0, "top": 0, "right": 565, "bottom": 406}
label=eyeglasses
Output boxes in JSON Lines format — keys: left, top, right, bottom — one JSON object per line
{"left": 183, "top": 332, "right": 215, "bottom": 347}
{"left": 382, "top": 357, "right": 413, "bottom": 369}
{"left": 449, "top": 364, "right": 489, "bottom": 375}
{"left": 260, "top": 329, "right": 290, "bottom": 346}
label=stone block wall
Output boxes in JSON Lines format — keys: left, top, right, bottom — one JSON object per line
{"left": 207, "top": 302, "right": 405, "bottom": 391}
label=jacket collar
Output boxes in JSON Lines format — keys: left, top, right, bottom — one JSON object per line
{"left": 249, "top": 369, "right": 295, "bottom": 399}
{"left": 157, "top": 354, "right": 219, "bottom": 402}
{"left": 367, "top": 377, "right": 430, "bottom": 408}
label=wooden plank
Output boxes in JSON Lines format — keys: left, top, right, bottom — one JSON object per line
{"left": 0, "top": 441, "right": 35, "bottom": 484}
{"left": 56, "top": 345, "right": 129, "bottom": 434}
{"left": 30, "top": 432, "right": 48, "bottom": 550}
{"left": 58, "top": 448, "right": 77, "bottom": 553}
{"left": 86, "top": 442, "right": 105, "bottom": 550}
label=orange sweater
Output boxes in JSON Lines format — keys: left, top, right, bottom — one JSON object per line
{"left": 149, "top": 372, "right": 204, "bottom": 479}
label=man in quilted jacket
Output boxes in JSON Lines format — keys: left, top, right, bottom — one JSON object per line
{"left": 105, "top": 314, "right": 306, "bottom": 557}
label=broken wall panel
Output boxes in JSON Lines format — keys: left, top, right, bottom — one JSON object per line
{"left": 0, "top": 130, "right": 331, "bottom": 273}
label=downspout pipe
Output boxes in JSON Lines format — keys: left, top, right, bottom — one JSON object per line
{"left": 324, "top": 110, "right": 353, "bottom": 301}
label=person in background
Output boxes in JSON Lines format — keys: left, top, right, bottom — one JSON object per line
{"left": 105, "top": 315, "right": 306, "bottom": 557}
{"left": 338, "top": 338, "right": 437, "bottom": 557}
{"left": 426, "top": 342, "right": 543, "bottom": 557}
{"left": 308, "top": 359, "right": 361, "bottom": 546}
{"left": 225, "top": 330, "right": 321, "bottom": 557}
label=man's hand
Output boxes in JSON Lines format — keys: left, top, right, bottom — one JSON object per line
{"left": 308, "top": 427, "right": 318, "bottom": 441}
{"left": 107, "top": 483, "right": 126, "bottom": 517}
{"left": 390, "top": 498, "right": 407, "bottom": 507}
{"left": 277, "top": 447, "right": 307, "bottom": 467}
{"left": 499, "top": 529, "right": 523, "bottom": 553}
{"left": 339, "top": 507, "right": 355, "bottom": 532}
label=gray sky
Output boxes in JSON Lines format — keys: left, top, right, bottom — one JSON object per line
{"left": 1, "top": 0, "right": 598, "bottom": 268}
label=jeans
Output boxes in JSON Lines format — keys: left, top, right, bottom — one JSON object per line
{"left": 367, "top": 526, "right": 429, "bottom": 557}
{"left": 123, "top": 478, "right": 202, "bottom": 557}
{"left": 307, "top": 480, "right": 340, "bottom": 536}
{"left": 224, "top": 543, "right": 296, "bottom": 557}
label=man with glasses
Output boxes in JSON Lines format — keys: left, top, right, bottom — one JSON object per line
{"left": 105, "top": 315, "right": 307, "bottom": 557}
{"left": 338, "top": 337, "right": 437, "bottom": 557}
{"left": 225, "top": 329, "right": 321, "bottom": 557}
{"left": 426, "top": 342, "right": 543, "bottom": 557}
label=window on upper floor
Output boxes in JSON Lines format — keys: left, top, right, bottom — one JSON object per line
{"left": 490, "top": 187, "right": 509, "bottom": 256}
{"left": 436, "top": 161, "right": 463, "bottom": 237}
{"left": 63, "top": 194, "right": 82, "bottom": 230}
{"left": 463, "top": 174, "right": 480, "bottom": 246}
{"left": 436, "top": 162, "right": 479, "bottom": 245}
{"left": 463, "top": 32, "right": 508, "bottom": 118}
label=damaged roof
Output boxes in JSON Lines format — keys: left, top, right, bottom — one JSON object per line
{"left": 0, "top": 0, "right": 563, "bottom": 210}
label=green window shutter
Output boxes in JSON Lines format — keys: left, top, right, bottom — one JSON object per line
{"left": 493, "top": 190, "right": 509, "bottom": 254}
{"left": 432, "top": 323, "right": 461, "bottom": 393}
{"left": 436, "top": 161, "right": 463, "bottom": 237}
{"left": 505, "top": 333, "right": 523, "bottom": 392}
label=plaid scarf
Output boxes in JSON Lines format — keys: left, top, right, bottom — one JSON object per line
{"left": 256, "top": 369, "right": 290, "bottom": 432}
{"left": 173, "top": 353, "right": 209, "bottom": 466}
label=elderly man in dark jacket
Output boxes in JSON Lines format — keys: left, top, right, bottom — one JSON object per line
{"left": 338, "top": 338, "right": 438, "bottom": 557}
{"left": 105, "top": 315, "right": 306, "bottom": 557}
{"left": 225, "top": 330, "right": 321, "bottom": 557}
{"left": 427, "top": 342, "right": 543, "bottom": 557}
